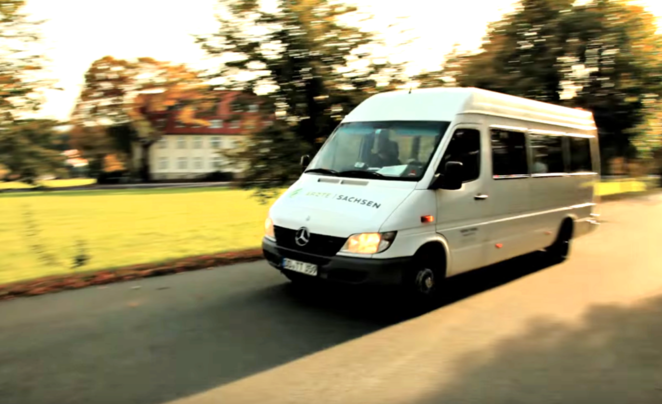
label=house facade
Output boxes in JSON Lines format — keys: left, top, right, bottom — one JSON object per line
{"left": 136, "top": 91, "right": 271, "bottom": 181}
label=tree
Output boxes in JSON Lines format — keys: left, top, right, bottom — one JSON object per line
{"left": 73, "top": 57, "right": 217, "bottom": 181}
{"left": 197, "top": 0, "right": 406, "bottom": 198}
{"left": 67, "top": 124, "right": 118, "bottom": 176}
{"left": 0, "top": 0, "right": 61, "bottom": 182}
{"left": 565, "top": 1, "right": 662, "bottom": 167}
{"left": 0, "top": 119, "right": 66, "bottom": 182}
{"left": 417, "top": 0, "right": 662, "bottom": 172}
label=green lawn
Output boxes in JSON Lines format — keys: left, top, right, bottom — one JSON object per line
{"left": 0, "top": 188, "right": 276, "bottom": 284}
{"left": 0, "top": 179, "right": 651, "bottom": 285}
{"left": 0, "top": 179, "right": 96, "bottom": 190}
{"left": 596, "top": 179, "right": 648, "bottom": 197}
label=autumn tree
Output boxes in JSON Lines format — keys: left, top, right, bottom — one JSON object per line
{"left": 197, "top": 0, "right": 406, "bottom": 198}
{"left": 68, "top": 124, "right": 120, "bottom": 176}
{"left": 0, "top": 0, "right": 62, "bottom": 182}
{"left": 417, "top": 0, "right": 662, "bottom": 172}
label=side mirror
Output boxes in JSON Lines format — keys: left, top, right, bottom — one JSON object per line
{"left": 430, "top": 161, "right": 464, "bottom": 190}
{"left": 300, "top": 155, "right": 311, "bottom": 172}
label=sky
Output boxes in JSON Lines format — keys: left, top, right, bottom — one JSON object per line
{"left": 22, "top": 0, "right": 662, "bottom": 122}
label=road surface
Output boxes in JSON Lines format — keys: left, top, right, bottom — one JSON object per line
{"left": 1, "top": 194, "right": 661, "bottom": 404}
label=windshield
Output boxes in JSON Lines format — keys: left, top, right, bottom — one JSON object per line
{"left": 307, "top": 121, "right": 451, "bottom": 181}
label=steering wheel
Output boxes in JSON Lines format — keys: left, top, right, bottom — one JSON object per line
{"left": 403, "top": 159, "right": 425, "bottom": 177}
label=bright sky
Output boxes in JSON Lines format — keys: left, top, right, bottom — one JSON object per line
{"left": 23, "top": 0, "right": 662, "bottom": 121}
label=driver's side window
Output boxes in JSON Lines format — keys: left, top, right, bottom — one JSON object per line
{"left": 439, "top": 128, "right": 481, "bottom": 183}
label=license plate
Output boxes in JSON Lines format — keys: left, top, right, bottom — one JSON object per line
{"left": 282, "top": 258, "right": 318, "bottom": 276}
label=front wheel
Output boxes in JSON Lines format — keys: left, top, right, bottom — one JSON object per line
{"left": 403, "top": 253, "right": 444, "bottom": 306}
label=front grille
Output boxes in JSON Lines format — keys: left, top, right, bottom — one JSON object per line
{"left": 274, "top": 226, "right": 346, "bottom": 257}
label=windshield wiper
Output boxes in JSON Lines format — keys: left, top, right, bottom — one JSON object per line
{"left": 337, "top": 170, "right": 385, "bottom": 179}
{"left": 304, "top": 168, "right": 338, "bottom": 176}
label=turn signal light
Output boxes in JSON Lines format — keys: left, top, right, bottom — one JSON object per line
{"left": 421, "top": 215, "right": 435, "bottom": 224}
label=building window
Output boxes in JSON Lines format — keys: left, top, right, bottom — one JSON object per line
{"left": 211, "top": 119, "right": 223, "bottom": 129}
{"left": 158, "top": 137, "right": 168, "bottom": 149}
{"left": 177, "top": 136, "right": 186, "bottom": 149}
{"left": 193, "top": 157, "right": 203, "bottom": 169}
{"left": 440, "top": 129, "right": 481, "bottom": 183}
{"left": 211, "top": 156, "right": 223, "bottom": 169}
{"left": 226, "top": 138, "right": 235, "bottom": 148}
{"left": 530, "top": 134, "right": 565, "bottom": 174}
{"left": 210, "top": 136, "right": 221, "bottom": 149}
{"left": 158, "top": 157, "right": 168, "bottom": 170}
{"left": 491, "top": 129, "right": 528, "bottom": 177}
{"left": 175, "top": 121, "right": 184, "bottom": 128}
{"left": 177, "top": 157, "right": 188, "bottom": 170}
{"left": 193, "top": 136, "right": 203, "bottom": 149}
{"left": 230, "top": 120, "right": 240, "bottom": 129}
{"left": 246, "top": 122, "right": 255, "bottom": 130}
{"left": 248, "top": 104, "right": 258, "bottom": 112}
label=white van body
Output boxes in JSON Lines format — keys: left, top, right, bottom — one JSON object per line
{"left": 262, "top": 87, "right": 600, "bottom": 294}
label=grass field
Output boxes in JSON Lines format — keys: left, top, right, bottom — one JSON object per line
{"left": 0, "top": 188, "right": 276, "bottom": 284}
{"left": 0, "top": 179, "right": 652, "bottom": 285}
{"left": 0, "top": 179, "right": 96, "bottom": 190}
{"left": 596, "top": 179, "right": 648, "bottom": 196}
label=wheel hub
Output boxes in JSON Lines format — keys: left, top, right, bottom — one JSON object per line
{"left": 415, "top": 268, "right": 435, "bottom": 295}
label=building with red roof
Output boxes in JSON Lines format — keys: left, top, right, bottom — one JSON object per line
{"left": 139, "top": 91, "right": 272, "bottom": 180}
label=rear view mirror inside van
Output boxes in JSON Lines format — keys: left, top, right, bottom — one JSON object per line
{"left": 430, "top": 161, "right": 464, "bottom": 190}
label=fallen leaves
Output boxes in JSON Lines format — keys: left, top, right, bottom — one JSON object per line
{"left": 0, "top": 248, "right": 264, "bottom": 301}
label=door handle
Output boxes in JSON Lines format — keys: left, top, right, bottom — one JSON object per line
{"left": 474, "top": 194, "right": 489, "bottom": 200}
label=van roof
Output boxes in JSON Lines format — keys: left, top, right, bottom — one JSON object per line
{"left": 343, "top": 87, "right": 596, "bottom": 131}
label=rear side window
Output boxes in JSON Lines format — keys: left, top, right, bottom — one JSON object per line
{"left": 440, "top": 129, "right": 481, "bottom": 182}
{"left": 530, "top": 134, "right": 565, "bottom": 174}
{"left": 491, "top": 129, "right": 528, "bottom": 177}
{"left": 569, "top": 137, "right": 593, "bottom": 172}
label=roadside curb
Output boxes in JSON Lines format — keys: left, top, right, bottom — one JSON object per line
{"left": 0, "top": 249, "right": 264, "bottom": 301}
{"left": 0, "top": 182, "right": 232, "bottom": 194}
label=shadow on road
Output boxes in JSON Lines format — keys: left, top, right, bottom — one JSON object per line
{"left": 0, "top": 252, "right": 555, "bottom": 404}
{"left": 288, "top": 250, "right": 557, "bottom": 323}
{"left": 397, "top": 293, "right": 662, "bottom": 404}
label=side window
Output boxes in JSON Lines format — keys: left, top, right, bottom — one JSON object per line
{"left": 569, "top": 137, "right": 593, "bottom": 173}
{"left": 530, "top": 134, "right": 564, "bottom": 174}
{"left": 441, "top": 129, "right": 481, "bottom": 182}
{"left": 490, "top": 129, "right": 528, "bottom": 177}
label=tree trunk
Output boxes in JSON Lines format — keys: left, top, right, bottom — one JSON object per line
{"left": 140, "top": 142, "right": 153, "bottom": 183}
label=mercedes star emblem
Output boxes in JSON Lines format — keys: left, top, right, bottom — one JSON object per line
{"left": 295, "top": 227, "right": 311, "bottom": 247}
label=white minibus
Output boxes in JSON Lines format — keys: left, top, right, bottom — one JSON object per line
{"left": 262, "top": 87, "right": 600, "bottom": 299}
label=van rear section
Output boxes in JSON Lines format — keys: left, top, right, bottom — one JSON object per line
{"left": 263, "top": 87, "right": 600, "bottom": 300}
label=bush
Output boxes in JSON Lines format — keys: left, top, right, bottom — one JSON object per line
{"left": 203, "top": 171, "right": 234, "bottom": 182}
{"left": 97, "top": 170, "right": 129, "bottom": 185}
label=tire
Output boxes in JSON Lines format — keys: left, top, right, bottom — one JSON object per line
{"left": 547, "top": 221, "right": 573, "bottom": 263}
{"left": 403, "top": 249, "right": 445, "bottom": 305}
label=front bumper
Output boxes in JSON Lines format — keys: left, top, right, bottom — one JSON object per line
{"left": 262, "top": 237, "right": 411, "bottom": 286}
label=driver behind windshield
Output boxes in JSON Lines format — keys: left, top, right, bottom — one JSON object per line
{"left": 369, "top": 130, "right": 401, "bottom": 168}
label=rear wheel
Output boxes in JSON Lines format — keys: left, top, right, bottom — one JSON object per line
{"left": 547, "top": 221, "right": 573, "bottom": 263}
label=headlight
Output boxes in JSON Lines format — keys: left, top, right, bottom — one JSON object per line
{"left": 264, "top": 216, "right": 275, "bottom": 239}
{"left": 340, "top": 232, "right": 397, "bottom": 254}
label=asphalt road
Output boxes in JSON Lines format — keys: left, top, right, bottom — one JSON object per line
{"left": 1, "top": 194, "right": 662, "bottom": 404}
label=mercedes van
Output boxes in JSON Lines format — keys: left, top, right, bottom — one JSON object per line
{"left": 262, "top": 87, "right": 600, "bottom": 299}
